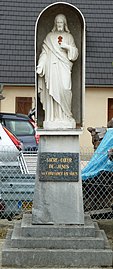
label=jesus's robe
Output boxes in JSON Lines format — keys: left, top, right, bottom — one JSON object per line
{"left": 37, "top": 30, "right": 78, "bottom": 128}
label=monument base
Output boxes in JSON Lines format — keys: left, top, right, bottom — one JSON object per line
{"left": 43, "top": 118, "right": 76, "bottom": 129}
{"left": 32, "top": 179, "right": 84, "bottom": 224}
{"left": 32, "top": 129, "right": 84, "bottom": 224}
{"left": 2, "top": 213, "right": 113, "bottom": 268}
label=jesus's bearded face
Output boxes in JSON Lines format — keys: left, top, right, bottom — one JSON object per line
{"left": 56, "top": 17, "right": 64, "bottom": 32}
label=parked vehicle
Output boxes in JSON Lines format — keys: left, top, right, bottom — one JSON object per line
{"left": 0, "top": 123, "right": 23, "bottom": 162}
{"left": 0, "top": 112, "right": 39, "bottom": 151}
{"left": 0, "top": 122, "right": 36, "bottom": 219}
{"left": 0, "top": 123, "right": 24, "bottom": 217}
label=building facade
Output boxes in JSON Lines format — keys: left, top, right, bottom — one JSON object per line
{"left": 0, "top": 0, "right": 113, "bottom": 148}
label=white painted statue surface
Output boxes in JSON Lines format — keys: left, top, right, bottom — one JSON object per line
{"left": 36, "top": 14, "right": 78, "bottom": 129}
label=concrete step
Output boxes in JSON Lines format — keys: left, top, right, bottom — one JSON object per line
{"left": 2, "top": 214, "right": 113, "bottom": 268}
{"left": 2, "top": 247, "right": 113, "bottom": 268}
{"left": 9, "top": 231, "right": 105, "bottom": 250}
{"left": 19, "top": 213, "right": 96, "bottom": 238}
{"left": 12, "top": 222, "right": 96, "bottom": 238}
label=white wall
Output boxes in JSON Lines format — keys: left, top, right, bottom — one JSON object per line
{"left": 1, "top": 85, "right": 113, "bottom": 150}
{"left": 80, "top": 87, "right": 113, "bottom": 150}
{"left": 1, "top": 85, "right": 35, "bottom": 112}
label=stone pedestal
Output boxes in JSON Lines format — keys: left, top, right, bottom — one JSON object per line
{"left": 32, "top": 129, "right": 84, "bottom": 224}
{"left": 2, "top": 131, "right": 112, "bottom": 268}
{"left": 2, "top": 214, "right": 113, "bottom": 268}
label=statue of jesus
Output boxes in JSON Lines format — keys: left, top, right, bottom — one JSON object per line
{"left": 36, "top": 14, "right": 78, "bottom": 129}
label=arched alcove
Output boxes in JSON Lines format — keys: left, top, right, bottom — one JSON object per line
{"left": 35, "top": 2, "right": 85, "bottom": 128}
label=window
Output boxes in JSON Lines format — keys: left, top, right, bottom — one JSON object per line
{"left": 16, "top": 97, "right": 32, "bottom": 115}
{"left": 5, "top": 120, "right": 34, "bottom": 136}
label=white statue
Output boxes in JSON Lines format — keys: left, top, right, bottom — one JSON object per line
{"left": 36, "top": 14, "right": 78, "bottom": 129}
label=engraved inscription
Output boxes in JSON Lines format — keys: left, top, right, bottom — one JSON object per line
{"left": 39, "top": 153, "right": 79, "bottom": 182}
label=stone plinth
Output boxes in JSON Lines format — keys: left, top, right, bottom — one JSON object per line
{"left": 32, "top": 129, "right": 84, "bottom": 224}
{"left": 2, "top": 214, "right": 113, "bottom": 268}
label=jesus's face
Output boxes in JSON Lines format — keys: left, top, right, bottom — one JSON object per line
{"left": 56, "top": 17, "right": 64, "bottom": 32}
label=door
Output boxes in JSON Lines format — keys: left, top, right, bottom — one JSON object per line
{"left": 108, "top": 98, "right": 113, "bottom": 122}
{"left": 16, "top": 97, "right": 32, "bottom": 115}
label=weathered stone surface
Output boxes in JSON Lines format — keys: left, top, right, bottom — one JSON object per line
{"left": 2, "top": 214, "right": 113, "bottom": 268}
{"left": 32, "top": 131, "right": 84, "bottom": 225}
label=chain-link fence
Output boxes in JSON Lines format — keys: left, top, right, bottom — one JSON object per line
{"left": 81, "top": 147, "right": 113, "bottom": 220}
{"left": 0, "top": 147, "right": 113, "bottom": 220}
{"left": 0, "top": 149, "right": 36, "bottom": 220}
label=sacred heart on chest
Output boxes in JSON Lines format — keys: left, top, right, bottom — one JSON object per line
{"left": 58, "top": 36, "right": 63, "bottom": 45}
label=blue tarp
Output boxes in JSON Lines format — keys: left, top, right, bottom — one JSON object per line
{"left": 82, "top": 128, "right": 113, "bottom": 180}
